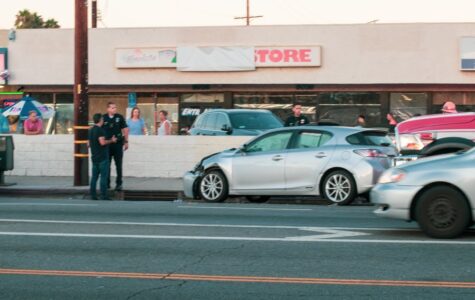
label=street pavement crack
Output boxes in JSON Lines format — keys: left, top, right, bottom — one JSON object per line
{"left": 176, "top": 243, "right": 247, "bottom": 273}
{"left": 124, "top": 244, "right": 245, "bottom": 299}
{"left": 124, "top": 280, "right": 187, "bottom": 300}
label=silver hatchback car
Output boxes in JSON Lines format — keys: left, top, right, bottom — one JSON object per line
{"left": 372, "top": 148, "right": 475, "bottom": 238}
{"left": 184, "top": 126, "right": 397, "bottom": 205}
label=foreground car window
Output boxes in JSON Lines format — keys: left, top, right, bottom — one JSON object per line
{"left": 294, "top": 132, "right": 333, "bottom": 149}
{"left": 230, "top": 113, "right": 282, "bottom": 130}
{"left": 246, "top": 132, "right": 292, "bottom": 153}
{"left": 346, "top": 131, "right": 392, "bottom": 146}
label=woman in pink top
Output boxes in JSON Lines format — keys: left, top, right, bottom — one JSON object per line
{"left": 24, "top": 110, "right": 44, "bottom": 135}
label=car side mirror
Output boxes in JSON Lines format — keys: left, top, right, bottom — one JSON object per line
{"left": 221, "top": 124, "right": 233, "bottom": 135}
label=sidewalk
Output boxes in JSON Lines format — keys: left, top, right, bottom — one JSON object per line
{"left": 0, "top": 175, "right": 367, "bottom": 205}
{"left": 0, "top": 176, "right": 183, "bottom": 200}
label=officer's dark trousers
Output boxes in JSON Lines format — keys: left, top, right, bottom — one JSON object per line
{"left": 108, "top": 143, "right": 123, "bottom": 188}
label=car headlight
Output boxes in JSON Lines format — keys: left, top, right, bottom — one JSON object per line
{"left": 378, "top": 168, "right": 406, "bottom": 184}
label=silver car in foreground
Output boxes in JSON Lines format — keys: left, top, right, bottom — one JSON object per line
{"left": 184, "top": 126, "right": 396, "bottom": 205}
{"left": 372, "top": 148, "right": 475, "bottom": 238}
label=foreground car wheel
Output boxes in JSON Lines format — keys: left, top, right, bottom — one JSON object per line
{"left": 199, "top": 170, "right": 229, "bottom": 203}
{"left": 246, "top": 196, "right": 270, "bottom": 203}
{"left": 415, "top": 186, "right": 470, "bottom": 239}
{"left": 322, "top": 170, "right": 356, "bottom": 205}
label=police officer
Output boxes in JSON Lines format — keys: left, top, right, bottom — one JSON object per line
{"left": 102, "top": 102, "right": 129, "bottom": 191}
{"left": 285, "top": 104, "right": 309, "bottom": 127}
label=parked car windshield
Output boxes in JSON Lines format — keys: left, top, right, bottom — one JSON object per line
{"left": 346, "top": 131, "right": 393, "bottom": 147}
{"left": 229, "top": 112, "right": 283, "bottom": 130}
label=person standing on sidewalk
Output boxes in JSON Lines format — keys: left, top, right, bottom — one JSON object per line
{"left": 88, "top": 113, "right": 117, "bottom": 200}
{"left": 102, "top": 102, "right": 129, "bottom": 191}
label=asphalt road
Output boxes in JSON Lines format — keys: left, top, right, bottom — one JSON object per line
{"left": 1, "top": 197, "right": 475, "bottom": 300}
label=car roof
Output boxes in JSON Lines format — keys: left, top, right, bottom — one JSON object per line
{"left": 266, "top": 126, "right": 388, "bottom": 135}
{"left": 202, "top": 109, "right": 272, "bottom": 114}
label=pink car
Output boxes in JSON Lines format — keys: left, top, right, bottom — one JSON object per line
{"left": 394, "top": 113, "right": 475, "bottom": 164}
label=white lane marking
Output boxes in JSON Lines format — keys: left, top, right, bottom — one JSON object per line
{"left": 290, "top": 227, "right": 368, "bottom": 240}
{"left": 178, "top": 206, "right": 312, "bottom": 211}
{"left": 0, "top": 231, "right": 474, "bottom": 245}
{"left": 0, "top": 219, "right": 417, "bottom": 231}
{"left": 0, "top": 203, "right": 98, "bottom": 207}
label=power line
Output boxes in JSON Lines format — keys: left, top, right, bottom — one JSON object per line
{"left": 234, "top": 0, "right": 263, "bottom": 26}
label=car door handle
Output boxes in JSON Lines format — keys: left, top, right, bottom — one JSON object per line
{"left": 315, "top": 152, "right": 327, "bottom": 158}
{"left": 272, "top": 155, "right": 284, "bottom": 161}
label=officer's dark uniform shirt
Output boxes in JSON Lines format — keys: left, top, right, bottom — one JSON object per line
{"left": 102, "top": 113, "right": 127, "bottom": 144}
{"left": 285, "top": 115, "right": 309, "bottom": 127}
{"left": 88, "top": 125, "right": 108, "bottom": 163}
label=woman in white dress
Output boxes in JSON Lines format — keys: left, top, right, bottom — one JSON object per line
{"left": 157, "top": 110, "right": 172, "bottom": 135}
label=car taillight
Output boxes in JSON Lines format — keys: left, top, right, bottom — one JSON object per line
{"left": 419, "top": 132, "right": 434, "bottom": 140}
{"left": 353, "top": 149, "right": 387, "bottom": 158}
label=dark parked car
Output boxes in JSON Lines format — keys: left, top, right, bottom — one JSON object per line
{"left": 189, "top": 109, "right": 283, "bottom": 136}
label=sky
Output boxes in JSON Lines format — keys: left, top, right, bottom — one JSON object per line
{"left": 0, "top": 0, "right": 474, "bottom": 29}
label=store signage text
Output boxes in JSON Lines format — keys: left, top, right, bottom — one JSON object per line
{"left": 181, "top": 108, "right": 218, "bottom": 116}
{"left": 116, "top": 48, "right": 176, "bottom": 68}
{"left": 116, "top": 46, "right": 321, "bottom": 69}
{"left": 255, "top": 47, "right": 320, "bottom": 67}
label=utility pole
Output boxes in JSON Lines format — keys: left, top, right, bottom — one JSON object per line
{"left": 92, "top": 0, "right": 97, "bottom": 28}
{"left": 234, "top": 0, "right": 263, "bottom": 26}
{"left": 73, "top": 0, "right": 89, "bottom": 186}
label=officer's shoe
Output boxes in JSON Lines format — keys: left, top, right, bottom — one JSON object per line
{"left": 115, "top": 185, "right": 123, "bottom": 192}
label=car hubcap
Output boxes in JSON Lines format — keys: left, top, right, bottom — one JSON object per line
{"left": 201, "top": 174, "right": 223, "bottom": 200}
{"left": 428, "top": 198, "right": 456, "bottom": 229}
{"left": 325, "top": 174, "right": 351, "bottom": 203}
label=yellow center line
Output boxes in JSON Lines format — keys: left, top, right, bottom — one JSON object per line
{"left": 0, "top": 268, "right": 474, "bottom": 288}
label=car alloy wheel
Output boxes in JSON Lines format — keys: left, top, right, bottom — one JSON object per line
{"left": 322, "top": 170, "right": 356, "bottom": 205}
{"left": 415, "top": 186, "right": 470, "bottom": 238}
{"left": 199, "top": 170, "right": 228, "bottom": 203}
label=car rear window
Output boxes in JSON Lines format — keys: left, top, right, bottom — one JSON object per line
{"left": 346, "top": 131, "right": 392, "bottom": 147}
{"left": 229, "top": 112, "right": 283, "bottom": 130}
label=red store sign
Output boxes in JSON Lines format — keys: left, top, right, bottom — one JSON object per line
{"left": 255, "top": 46, "right": 321, "bottom": 67}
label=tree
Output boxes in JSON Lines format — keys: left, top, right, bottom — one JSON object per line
{"left": 43, "top": 19, "right": 60, "bottom": 29}
{"left": 14, "top": 9, "right": 60, "bottom": 29}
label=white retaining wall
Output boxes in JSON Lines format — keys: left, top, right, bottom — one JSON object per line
{"left": 5, "top": 135, "right": 251, "bottom": 178}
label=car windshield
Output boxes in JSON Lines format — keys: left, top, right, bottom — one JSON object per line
{"left": 229, "top": 112, "right": 283, "bottom": 130}
{"left": 346, "top": 131, "right": 393, "bottom": 147}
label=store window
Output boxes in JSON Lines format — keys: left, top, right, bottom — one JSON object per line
{"left": 54, "top": 94, "right": 74, "bottom": 134}
{"left": 179, "top": 93, "right": 225, "bottom": 134}
{"left": 89, "top": 93, "right": 128, "bottom": 124}
{"left": 233, "top": 94, "right": 317, "bottom": 123}
{"left": 433, "top": 92, "right": 475, "bottom": 113}
{"left": 181, "top": 93, "right": 224, "bottom": 103}
{"left": 318, "top": 93, "right": 382, "bottom": 127}
{"left": 389, "top": 93, "right": 428, "bottom": 121}
{"left": 135, "top": 93, "right": 155, "bottom": 135}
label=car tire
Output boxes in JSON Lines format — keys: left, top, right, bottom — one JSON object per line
{"left": 415, "top": 186, "right": 471, "bottom": 239}
{"left": 246, "top": 196, "right": 270, "bottom": 203}
{"left": 199, "top": 170, "right": 229, "bottom": 203}
{"left": 322, "top": 170, "right": 357, "bottom": 206}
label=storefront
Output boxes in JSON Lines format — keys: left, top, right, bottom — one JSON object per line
{"left": 4, "top": 24, "right": 475, "bottom": 134}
